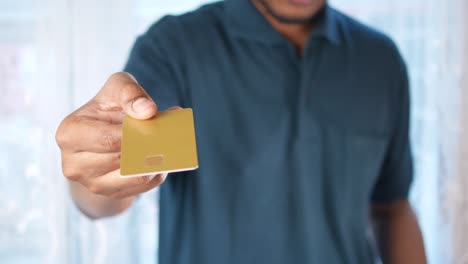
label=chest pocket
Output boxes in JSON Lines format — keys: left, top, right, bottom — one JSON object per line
{"left": 343, "top": 130, "right": 388, "bottom": 204}
{"left": 297, "top": 114, "right": 389, "bottom": 225}
{"left": 302, "top": 55, "right": 392, "bottom": 193}
{"left": 299, "top": 79, "right": 391, "bottom": 212}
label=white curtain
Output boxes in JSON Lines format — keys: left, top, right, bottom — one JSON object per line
{"left": 0, "top": 0, "right": 466, "bottom": 263}
{"left": 0, "top": 1, "right": 208, "bottom": 264}
{"left": 330, "top": 0, "right": 467, "bottom": 262}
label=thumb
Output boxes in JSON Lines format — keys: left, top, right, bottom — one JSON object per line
{"left": 100, "top": 72, "right": 157, "bottom": 120}
{"left": 130, "top": 97, "right": 157, "bottom": 119}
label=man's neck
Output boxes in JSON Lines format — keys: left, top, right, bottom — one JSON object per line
{"left": 252, "top": 1, "right": 322, "bottom": 55}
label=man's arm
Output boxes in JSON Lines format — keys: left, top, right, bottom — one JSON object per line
{"left": 371, "top": 199, "right": 427, "bottom": 264}
{"left": 69, "top": 181, "right": 136, "bottom": 219}
{"left": 56, "top": 73, "right": 168, "bottom": 220}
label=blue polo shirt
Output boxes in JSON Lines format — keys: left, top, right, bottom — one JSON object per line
{"left": 124, "top": 1, "right": 413, "bottom": 263}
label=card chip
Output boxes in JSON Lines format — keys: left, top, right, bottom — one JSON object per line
{"left": 145, "top": 155, "right": 164, "bottom": 166}
{"left": 120, "top": 108, "right": 199, "bottom": 177}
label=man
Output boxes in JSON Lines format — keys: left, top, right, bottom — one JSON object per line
{"left": 55, "top": 0, "right": 427, "bottom": 263}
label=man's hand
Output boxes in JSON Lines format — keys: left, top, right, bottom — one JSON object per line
{"left": 56, "top": 72, "right": 167, "bottom": 218}
{"left": 371, "top": 200, "right": 427, "bottom": 264}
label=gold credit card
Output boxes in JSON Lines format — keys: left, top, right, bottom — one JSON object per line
{"left": 120, "top": 108, "right": 198, "bottom": 177}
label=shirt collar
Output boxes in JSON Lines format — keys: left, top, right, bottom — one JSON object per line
{"left": 224, "top": 0, "right": 343, "bottom": 46}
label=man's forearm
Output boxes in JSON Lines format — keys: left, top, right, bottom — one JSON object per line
{"left": 371, "top": 200, "right": 427, "bottom": 264}
{"left": 69, "top": 181, "right": 135, "bottom": 219}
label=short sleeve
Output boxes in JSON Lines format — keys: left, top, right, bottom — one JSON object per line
{"left": 371, "top": 54, "right": 414, "bottom": 204}
{"left": 123, "top": 16, "right": 186, "bottom": 110}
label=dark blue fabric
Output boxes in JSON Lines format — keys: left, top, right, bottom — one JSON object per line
{"left": 124, "top": 1, "right": 413, "bottom": 263}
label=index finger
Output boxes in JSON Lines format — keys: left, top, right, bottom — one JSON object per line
{"left": 60, "top": 116, "right": 123, "bottom": 153}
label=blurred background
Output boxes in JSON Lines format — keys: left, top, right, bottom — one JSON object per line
{"left": 0, "top": 0, "right": 467, "bottom": 263}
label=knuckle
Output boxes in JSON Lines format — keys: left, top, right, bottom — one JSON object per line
{"left": 135, "top": 176, "right": 151, "bottom": 185}
{"left": 100, "top": 127, "right": 121, "bottom": 151}
{"left": 55, "top": 131, "right": 67, "bottom": 149}
{"left": 110, "top": 192, "right": 124, "bottom": 200}
{"left": 102, "top": 72, "right": 138, "bottom": 99}
{"left": 87, "top": 181, "right": 104, "bottom": 195}
{"left": 62, "top": 164, "right": 81, "bottom": 181}
{"left": 109, "top": 72, "right": 123, "bottom": 80}
{"left": 56, "top": 114, "right": 85, "bottom": 149}
{"left": 141, "top": 182, "right": 160, "bottom": 194}
{"left": 108, "top": 72, "right": 128, "bottom": 84}
{"left": 152, "top": 175, "right": 165, "bottom": 186}
{"left": 55, "top": 117, "right": 72, "bottom": 148}
{"left": 109, "top": 71, "right": 132, "bottom": 81}
{"left": 119, "top": 82, "right": 142, "bottom": 102}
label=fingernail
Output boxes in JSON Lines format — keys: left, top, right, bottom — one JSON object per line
{"left": 132, "top": 97, "right": 153, "bottom": 113}
{"left": 147, "top": 174, "right": 156, "bottom": 181}
{"left": 168, "top": 106, "right": 183, "bottom": 110}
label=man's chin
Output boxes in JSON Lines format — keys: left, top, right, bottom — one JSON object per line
{"left": 256, "top": 0, "right": 325, "bottom": 24}
{"left": 268, "top": 15, "right": 315, "bottom": 24}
